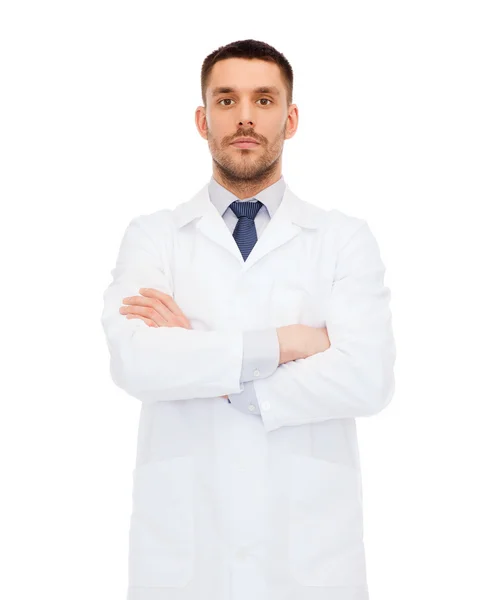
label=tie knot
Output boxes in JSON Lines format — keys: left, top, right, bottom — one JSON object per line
{"left": 228, "top": 199, "right": 264, "bottom": 220}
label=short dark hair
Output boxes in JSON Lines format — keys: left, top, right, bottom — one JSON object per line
{"left": 201, "top": 39, "right": 294, "bottom": 108}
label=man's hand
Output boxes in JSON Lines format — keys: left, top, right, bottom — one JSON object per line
{"left": 120, "top": 288, "right": 229, "bottom": 400}
{"left": 119, "top": 288, "right": 192, "bottom": 329}
{"left": 277, "top": 324, "right": 330, "bottom": 363}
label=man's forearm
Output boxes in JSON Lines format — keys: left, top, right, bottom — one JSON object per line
{"left": 224, "top": 325, "right": 331, "bottom": 401}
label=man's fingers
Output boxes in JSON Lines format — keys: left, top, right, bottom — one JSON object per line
{"left": 121, "top": 300, "right": 191, "bottom": 329}
{"left": 123, "top": 305, "right": 167, "bottom": 327}
{"left": 125, "top": 310, "right": 191, "bottom": 329}
{"left": 139, "top": 288, "right": 192, "bottom": 328}
{"left": 139, "top": 288, "right": 187, "bottom": 318}
{"left": 126, "top": 315, "right": 158, "bottom": 327}
{"left": 121, "top": 292, "right": 174, "bottom": 326}
{"left": 120, "top": 288, "right": 192, "bottom": 329}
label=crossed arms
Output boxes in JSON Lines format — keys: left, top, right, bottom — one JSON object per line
{"left": 100, "top": 215, "right": 396, "bottom": 432}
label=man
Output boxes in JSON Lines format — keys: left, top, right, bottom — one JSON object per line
{"left": 101, "top": 39, "right": 396, "bottom": 600}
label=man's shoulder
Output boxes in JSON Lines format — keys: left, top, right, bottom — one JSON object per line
{"left": 298, "top": 195, "right": 367, "bottom": 240}
{"left": 134, "top": 186, "right": 207, "bottom": 233}
{"left": 129, "top": 207, "right": 176, "bottom": 238}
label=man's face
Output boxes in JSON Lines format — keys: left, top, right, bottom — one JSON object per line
{"left": 198, "top": 58, "right": 297, "bottom": 183}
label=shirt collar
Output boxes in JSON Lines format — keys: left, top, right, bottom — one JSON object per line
{"left": 208, "top": 174, "right": 286, "bottom": 219}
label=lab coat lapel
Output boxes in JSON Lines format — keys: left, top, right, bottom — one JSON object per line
{"left": 173, "top": 182, "right": 320, "bottom": 271}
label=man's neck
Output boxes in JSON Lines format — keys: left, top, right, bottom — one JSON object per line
{"left": 212, "top": 171, "right": 282, "bottom": 200}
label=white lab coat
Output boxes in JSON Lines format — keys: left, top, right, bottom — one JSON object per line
{"left": 100, "top": 180, "right": 396, "bottom": 600}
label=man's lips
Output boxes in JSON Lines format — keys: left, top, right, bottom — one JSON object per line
{"left": 231, "top": 140, "right": 260, "bottom": 148}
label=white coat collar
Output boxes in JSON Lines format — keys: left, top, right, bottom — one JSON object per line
{"left": 172, "top": 181, "right": 321, "bottom": 271}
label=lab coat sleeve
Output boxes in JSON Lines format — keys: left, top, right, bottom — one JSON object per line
{"left": 100, "top": 214, "right": 245, "bottom": 402}
{"left": 253, "top": 220, "right": 396, "bottom": 433}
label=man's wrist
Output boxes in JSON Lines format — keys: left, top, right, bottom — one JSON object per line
{"left": 277, "top": 325, "right": 299, "bottom": 364}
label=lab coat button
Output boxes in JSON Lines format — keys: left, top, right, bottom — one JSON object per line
{"left": 262, "top": 401, "right": 271, "bottom": 411}
{"left": 248, "top": 404, "right": 255, "bottom": 412}
{"left": 253, "top": 369, "right": 260, "bottom": 377}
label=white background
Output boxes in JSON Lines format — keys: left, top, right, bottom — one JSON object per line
{"left": 1, "top": 1, "right": 486, "bottom": 598}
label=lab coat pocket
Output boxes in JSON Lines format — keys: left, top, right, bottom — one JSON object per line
{"left": 128, "top": 456, "right": 195, "bottom": 588}
{"left": 288, "top": 453, "right": 367, "bottom": 587}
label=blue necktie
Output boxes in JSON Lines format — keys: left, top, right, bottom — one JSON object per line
{"left": 229, "top": 199, "right": 264, "bottom": 261}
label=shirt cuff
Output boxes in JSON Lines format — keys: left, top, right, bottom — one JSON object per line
{"left": 227, "top": 381, "right": 261, "bottom": 416}
{"left": 240, "top": 328, "right": 280, "bottom": 383}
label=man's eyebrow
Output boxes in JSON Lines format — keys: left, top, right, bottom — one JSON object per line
{"left": 211, "top": 86, "right": 281, "bottom": 97}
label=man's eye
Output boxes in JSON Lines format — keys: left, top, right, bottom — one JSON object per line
{"left": 217, "top": 98, "right": 272, "bottom": 106}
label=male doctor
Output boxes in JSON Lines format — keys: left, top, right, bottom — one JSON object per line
{"left": 101, "top": 39, "right": 396, "bottom": 600}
